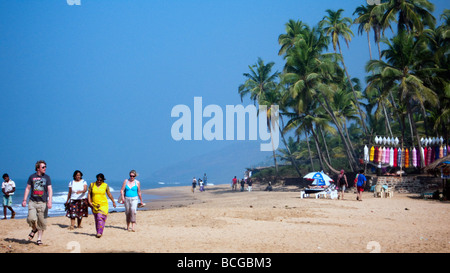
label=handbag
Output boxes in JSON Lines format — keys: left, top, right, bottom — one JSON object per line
{"left": 354, "top": 174, "right": 359, "bottom": 184}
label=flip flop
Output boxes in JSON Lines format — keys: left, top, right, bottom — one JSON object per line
{"left": 36, "top": 240, "right": 43, "bottom": 246}
{"left": 28, "top": 229, "right": 38, "bottom": 240}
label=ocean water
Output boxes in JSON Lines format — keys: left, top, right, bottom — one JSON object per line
{"left": 2, "top": 178, "right": 187, "bottom": 220}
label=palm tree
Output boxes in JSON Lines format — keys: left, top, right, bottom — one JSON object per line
{"left": 281, "top": 24, "right": 360, "bottom": 172}
{"left": 366, "top": 30, "right": 439, "bottom": 166}
{"left": 278, "top": 19, "right": 309, "bottom": 56}
{"left": 258, "top": 85, "right": 283, "bottom": 176}
{"left": 375, "top": 0, "right": 436, "bottom": 35}
{"left": 320, "top": 9, "right": 369, "bottom": 135}
{"left": 424, "top": 10, "right": 450, "bottom": 137}
{"left": 354, "top": 4, "right": 395, "bottom": 138}
{"left": 238, "top": 58, "right": 281, "bottom": 174}
{"left": 354, "top": 4, "right": 375, "bottom": 60}
{"left": 238, "top": 57, "right": 279, "bottom": 104}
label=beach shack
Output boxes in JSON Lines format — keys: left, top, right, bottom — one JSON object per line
{"left": 424, "top": 155, "right": 450, "bottom": 200}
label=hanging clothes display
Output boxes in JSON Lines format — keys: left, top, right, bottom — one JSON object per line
{"left": 385, "top": 147, "right": 390, "bottom": 164}
{"left": 405, "top": 148, "right": 409, "bottom": 168}
{"left": 421, "top": 147, "right": 425, "bottom": 166}
{"left": 380, "top": 147, "right": 385, "bottom": 164}
{"left": 427, "top": 147, "right": 433, "bottom": 165}
{"left": 364, "top": 136, "right": 448, "bottom": 170}
{"left": 423, "top": 147, "right": 428, "bottom": 166}
{"left": 364, "top": 145, "right": 369, "bottom": 162}
{"left": 389, "top": 147, "right": 394, "bottom": 167}
{"left": 393, "top": 147, "right": 398, "bottom": 167}
{"left": 374, "top": 146, "right": 379, "bottom": 164}
{"left": 417, "top": 147, "right": 421, "bottom": 167}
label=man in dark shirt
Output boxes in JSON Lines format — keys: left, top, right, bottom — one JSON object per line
{"left": 22, "top": 160, "right": 53, "bottom": 245}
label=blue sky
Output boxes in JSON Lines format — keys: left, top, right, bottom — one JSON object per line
{"left": 0, "top": 0, "right": 447, "bottom": 182}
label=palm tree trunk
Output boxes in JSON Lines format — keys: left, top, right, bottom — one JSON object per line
{"left": 368, "top": 39, "right": 393, "bottom": 138}
{"left": 337, "top": 40, "right": 368, "bottom": 136}
{"left": 367, "top": 31, "right": 373, "bottom": 61}
{"left": 319, "top": 127, "right": 332, "bottom": 165}
{"left": 382, "top": 102, "right": 394, "bottom": 137}
{"left": 343, "top": 120, "right": 355, "bottom": 154}
{"left": 278, "top": 116, "right": 302, "bottom": 177}
{"left": 268, "top": 124, "right": 279, "bottom": 175}
{"left": 305, "top": 131, "right": 315, "bottom": 171}
{"left": 317, "top": 98, "right": 357, "bottom": 171}
{"left": 311, "top": 125, "right": 325, "bottom": 171}
{"left": 377, "top": 39, "right": 395, "bottom": 137}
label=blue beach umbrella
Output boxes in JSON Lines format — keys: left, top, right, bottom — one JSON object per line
{"left": 303, "top": 171, "right": 333, "bottom": 186}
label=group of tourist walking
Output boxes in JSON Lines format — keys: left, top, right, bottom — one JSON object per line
{"left": 2, "top": 160, "right": 145, "bottom": 245}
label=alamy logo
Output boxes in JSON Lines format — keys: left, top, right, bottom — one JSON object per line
{"left": 67, "top": 0, "right": 81, "bottom": 5}
{"left": 170, "top": 97, "right": 279, "bottom": 152}
{"left": 366, "top": 0, "right": 381, "bottom": 5}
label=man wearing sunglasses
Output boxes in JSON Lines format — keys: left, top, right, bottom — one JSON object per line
{"left": 22, "top": 160, "right": 53, "bottom": 246}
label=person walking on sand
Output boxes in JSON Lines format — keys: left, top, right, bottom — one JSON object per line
{"left": 22, "top": 160, "right": 53, "bottom": 246}
{"left": 192, "top": 177, "right": 197, "bottom": 193}
{"left": 120, "top": 170, "right": 144, "bottom": 232}
{"left": 88, "top": 173, "right": 116, "bottom": 238}
{"left": 247, "top": 178, "right": 253, "bottom": 192}
{"left": 337, "top": 169, "right": 348, "bottom": 200}
{"left": 2, "top": 173, "right": 16, "bottom": 219}
{"left": 65, "top": 170, "right": 88, "bottom": 230}
{"left": 355, "top": 170, "right": 366, "bottom": 201}
{"left": 203, "top": 173, "right": 208, "bottom": 187}
{"left": 199, "top": 179, "right": 204, "bottom": 192}
{"left": 232, "top": 176, "right": 237, "bottom": 191}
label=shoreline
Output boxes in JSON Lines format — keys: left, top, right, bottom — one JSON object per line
{"left": 1, "top": 183, "right": 449, "bottom": 253}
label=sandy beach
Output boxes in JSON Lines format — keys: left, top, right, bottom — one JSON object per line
{"left": 0, "top": 183, "right": 449, "bottom": 253}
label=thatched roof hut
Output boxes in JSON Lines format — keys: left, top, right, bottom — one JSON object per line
{"left": 424, "top": 155, "right": 450, "bottom": 172}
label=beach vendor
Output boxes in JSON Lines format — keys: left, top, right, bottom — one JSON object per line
{"left": 88, "top": 173, "right": 116, "bottom": 238}
{"left": 22, "top": 160, "right": 53, "bottom": 246}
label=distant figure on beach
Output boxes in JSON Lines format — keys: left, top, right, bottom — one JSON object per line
{"left": 2, "top": 173, "right": 16, "bottom": 219}
{"left": 336, "top": 169, "right": 348, "bottom": 200}
{"left": 22, "top": 160, "right": 53, "bottom": 246}
{"left": 192, "top": 177, "right": 197, "bottom": 193}
{"left": 65, "top": 170, "right": 88, "bottom": 230}
{"left": 120, "top": 170, "right": 144, "bottom": 232}
{"left": 203, "top": 173, "right": 207, "bottom": 187}
{"left": 88, "top": 173, "right": 116, "bottom": 238}
{"left": 232, "top": 176, "right": 237, "bottom": 191}
{"left": 264, "top": 182, "right": 272, "bottom": 191}
{"left": 247, "top": 178, "right": 253, "bottom": 192}
{"left": 355, "top": 170, "right": 366, "bottom": 201}
{"left": 199, "top": 179, "right": 204, "bottom": 192}
{"left": 240, "top": 178, "right": 245, "bottom": 192}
